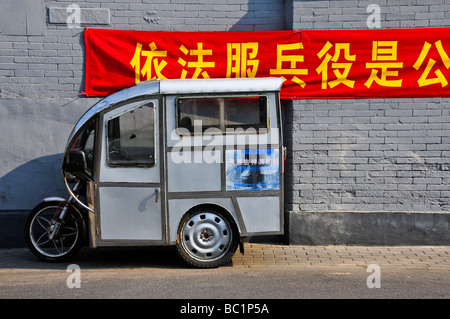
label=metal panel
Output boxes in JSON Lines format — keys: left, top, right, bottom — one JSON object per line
{"left": 167, "top": 150, "right": 222, "bottom": 192}
{"left": 99, "top": 187, "right": 162, "bottom": 240}
{"left": 236, "top": 196, "right": 281, "bottom": 233}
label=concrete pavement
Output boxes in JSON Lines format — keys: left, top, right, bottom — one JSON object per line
{"left": 0, "top": 243, "right": 449, "bottom": 270}
{"left": 0, "top": 244, "right": 448, "bottom": 299}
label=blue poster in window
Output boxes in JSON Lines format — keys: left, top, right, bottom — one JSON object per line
{"left": 225, "top": 148, "right": 280, "bottom": 190}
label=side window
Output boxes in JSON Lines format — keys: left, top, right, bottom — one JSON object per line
{"left": 177, "top": 97, "right": 221, "bottom": 133}
{"left": 224, "top": 96, "right": 267, "bottom": 130}
{"left": 176, "top": 95, "right": 268, "bottom": 134}
{"left": 106, "top": 102, "right": 156, "bottom": 167}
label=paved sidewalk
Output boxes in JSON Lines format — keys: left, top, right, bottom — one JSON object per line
{"left": 232, "top": 244, "right": 450, "bottom": 270}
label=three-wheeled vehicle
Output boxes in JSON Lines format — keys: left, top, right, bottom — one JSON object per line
{"left": 24, "top": 77, "right": 284, "bottom": 268}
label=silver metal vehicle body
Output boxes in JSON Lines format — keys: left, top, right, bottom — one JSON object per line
{"left": 28, "top": 77, "right": 284, "bottom": 267}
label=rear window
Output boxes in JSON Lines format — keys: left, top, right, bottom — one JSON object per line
{"left": 176, "top": 95, "right": 268, "bottom": 134}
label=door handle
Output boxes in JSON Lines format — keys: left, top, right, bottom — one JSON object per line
{"left": 155, "top": 188, "right": 160, "bottom": 203}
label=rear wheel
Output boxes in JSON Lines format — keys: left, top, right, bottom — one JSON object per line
{"left": 24, "top": 201, "right": 84, "bottom": 262}
{"left": 176, "top": 208, "right": 239, "bottom": 268}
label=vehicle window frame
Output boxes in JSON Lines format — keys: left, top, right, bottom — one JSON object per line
{"left": 105, "top": 101, "right": 157, "bottom": 168}
{"left": 175, "top": 94, "right": 269, "bottom": 136}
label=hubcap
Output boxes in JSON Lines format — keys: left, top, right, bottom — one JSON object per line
{"left": 181, "top": 212, "right": 231, "bottom": 262}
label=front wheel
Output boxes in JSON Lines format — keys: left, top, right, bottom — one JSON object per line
{"left": 24, "top": 201, "right": 84, "bottom": 262}
{"left": 176, "top": 208, "right": 239, "bottom": 268}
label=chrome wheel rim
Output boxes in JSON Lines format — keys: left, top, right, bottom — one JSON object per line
{"left": 181, "top": 212, "right": 232, "bottom": 262}
{"left": 29, "top": 206, "right": 79, "bottom": 258}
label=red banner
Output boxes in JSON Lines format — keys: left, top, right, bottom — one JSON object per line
{"left": 84, "top": 28, "right": 450, "bottom": 99}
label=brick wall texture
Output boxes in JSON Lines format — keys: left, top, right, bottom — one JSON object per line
{"left": 285, "top": 0, "right": 450, "bottom": 214}
{"left": 284, "top": 97, "right": 450, "bottom": 213}
{"left": 0, "top": 0, "right": 285, "bottom": 99}
{"left": 0, "top": 0, "right": 449, "bottom": 215}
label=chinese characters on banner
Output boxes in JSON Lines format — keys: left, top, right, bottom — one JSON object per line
{"left": 84, "top": 28, "right": 450, "bottom": 99}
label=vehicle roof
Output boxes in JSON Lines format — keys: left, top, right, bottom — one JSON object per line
{"left": 68, "top": 77, "right": 283, "bottom": 145}
{"left": 159, "top": 77, "right": 283, "bottom": 94}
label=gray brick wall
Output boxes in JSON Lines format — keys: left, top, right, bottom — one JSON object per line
{"left": 284, "top": 98, "right": 450, "bottom": 213}
{"left": 0, "top": 0, "right": 287, "bottom": 211}
{"left": 0, "top": 0, "right": 286, "bottom": 99}
{"left": 1, "top": 0, "right": 449, "bottom": 238}
{"left": 294, "top": 0, "right": 450, "bottom": 30}
{"left": 285, "top": 0, "right": 450, "bottom": 214}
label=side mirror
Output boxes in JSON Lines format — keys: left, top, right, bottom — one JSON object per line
{"left": 66, "top": 149, "right": 88, "bottom": 174}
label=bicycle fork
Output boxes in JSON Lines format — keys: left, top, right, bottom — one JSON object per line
{"left": 48, "top": 182, "right": 80, "bottom": 240}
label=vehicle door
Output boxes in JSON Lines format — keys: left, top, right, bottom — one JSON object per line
{"left": 97, "top": 99, "right": 163, "bottom": 242}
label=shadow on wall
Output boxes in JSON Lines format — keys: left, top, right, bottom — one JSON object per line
{"left": 77, "top": 29, "right": 86, "bottom": 95}
{"left": 0, "top": 154, "right": 68, "bottom": 212}
{"left": 228, "top": 0, "right": 286, "bottom": 31}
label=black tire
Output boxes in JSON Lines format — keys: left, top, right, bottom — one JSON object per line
{"left": 176, "top": 207, "right": 239, "bottom": 268}
{"left": 24, "top": 201, "right": 85, "bottom": 262}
